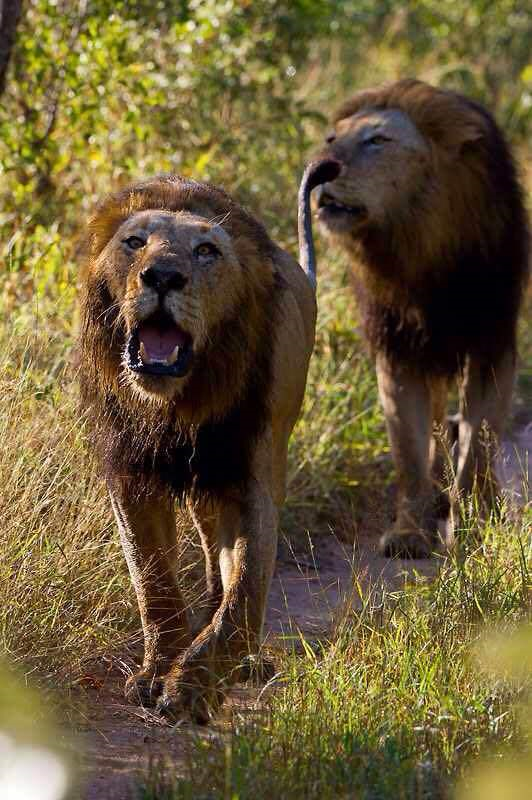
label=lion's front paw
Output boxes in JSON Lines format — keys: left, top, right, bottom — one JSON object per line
{"left": 157, "top": 685, "right": 213, "bottom": 726}
{"left": 156, "top": 667, "right": 223, "bottom": 726}
{"left": 124, "top": 670, "right": 164, "bottom": 708}
{"left": 379, "top": 528, "right": 436, "bottom": 559}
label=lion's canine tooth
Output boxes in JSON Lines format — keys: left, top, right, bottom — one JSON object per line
{"left": 139, "top": 341, "right": 152, "bottom": 364}
{"left": 167, "top": 345, "right": 180, "bottom": 366}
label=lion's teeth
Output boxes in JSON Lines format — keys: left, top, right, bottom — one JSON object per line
{"left": 139, "top": 341, "right": 180, "bottom": 366}
{"left": 166, "top": 345, "right": 180, "bottom": 365}
{"left": 139, "top": 342, "right": 152, "bottom": 364}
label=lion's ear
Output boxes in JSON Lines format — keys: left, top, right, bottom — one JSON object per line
{"left": 446, "top": 119, "right": 485, "bottom": 157}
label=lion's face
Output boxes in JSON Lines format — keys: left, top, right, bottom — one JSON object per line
{"left": 96, "top": 209, "right": 244, "bottom": 401}
{"left": 315, "top": 108, "right": 429, "bottom": 241}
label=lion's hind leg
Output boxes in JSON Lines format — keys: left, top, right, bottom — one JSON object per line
{"left": 376, "top": 354, "right": 449, "bottom": 559}
{"left": 453, "top": 351, "right": 515, "bottom": 528}
{"left": 188, "top": 502, "right": 224, "bottom": 635}
{"left": 429, "top": 376, "right": 451, "bottom": 488}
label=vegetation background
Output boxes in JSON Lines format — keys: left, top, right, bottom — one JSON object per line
{"left": 0, "top": 2, "right": 530, "bottom": 798}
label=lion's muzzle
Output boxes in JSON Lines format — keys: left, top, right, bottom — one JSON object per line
{"left": 316, "top": 184, "right": 367, "bottom": 223}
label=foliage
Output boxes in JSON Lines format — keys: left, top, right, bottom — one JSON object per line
{"left": 0, "top": 1, "right": 530, "bottom": 244}
{"left": 0, "top": 664, "right": 70, "bottom": 799}
{"left": 0, "top": 0, "right": 333, "bottom": 238}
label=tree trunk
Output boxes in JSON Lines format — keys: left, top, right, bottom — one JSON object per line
{"left": 0, "top": 0, "right": 23, "bottom": 97}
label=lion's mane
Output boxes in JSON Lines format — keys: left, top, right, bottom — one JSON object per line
{"left": 332, "top": 79, "right": 529, "bottom": 374}
{"left": 79, "top": 175, "right": 282, "bottom": 498}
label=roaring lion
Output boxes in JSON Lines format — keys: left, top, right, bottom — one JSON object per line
{"left": 79, "top": 167, "right": 337, "bottom": 722}
{"left": 315, "top": 79, "right": 529, "bottom": 558}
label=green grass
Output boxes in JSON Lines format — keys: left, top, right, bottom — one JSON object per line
{"left": 138, "top": 511, "right": 530, "bottom": 800}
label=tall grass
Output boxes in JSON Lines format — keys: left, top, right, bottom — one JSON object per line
{"left": 140, "top": 514, "right": 531, "bottom": 799}
{"left": 0, "top": 247, "right": 135, "bottom": 679}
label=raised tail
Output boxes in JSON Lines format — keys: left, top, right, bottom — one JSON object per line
{"left": 298, "top": 159, "right": 341, "bottom": 291}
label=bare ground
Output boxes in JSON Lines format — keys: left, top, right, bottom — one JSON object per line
{"left": 67, "top": 426, "right": 531, "bottom": 800}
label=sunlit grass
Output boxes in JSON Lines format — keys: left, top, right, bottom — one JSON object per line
{"left": 140, "top": 515, "right": 530, "bottom": 799}
{"left": 0, "top": 322, "right": 134, "bottom": 681}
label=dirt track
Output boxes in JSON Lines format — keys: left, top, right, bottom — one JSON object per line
{"left": 71, "top": 425, "right": 531, "bottom": 800}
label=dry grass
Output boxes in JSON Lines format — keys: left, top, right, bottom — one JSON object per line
{"left": 0, "top": 331, "right": 133, "bottom": 681}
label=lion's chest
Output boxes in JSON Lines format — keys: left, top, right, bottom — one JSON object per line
{"left": 106, "top": 384, "right": 270, "bottom": 499}
{"left": 151, "top": 414, "right": 257, "bottom": 497}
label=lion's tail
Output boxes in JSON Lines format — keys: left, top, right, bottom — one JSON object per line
{"left": 298, "top": 159, "right": 341, "bottom": 291}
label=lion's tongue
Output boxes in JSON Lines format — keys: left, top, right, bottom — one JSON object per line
{"left": 138, "top": 323, "right": 187, "bottom": 364}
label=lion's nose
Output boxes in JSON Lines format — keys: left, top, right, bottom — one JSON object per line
{"left": 140, "top": 266, "right": 188, "bottom": 294}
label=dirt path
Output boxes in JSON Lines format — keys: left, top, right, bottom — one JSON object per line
{"left": 71, "top": 428, "right": 531, "bottom": 800}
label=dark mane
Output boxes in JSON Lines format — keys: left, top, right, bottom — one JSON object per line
{"left": 333, "top": 79, "right": 530, "bottom": 374}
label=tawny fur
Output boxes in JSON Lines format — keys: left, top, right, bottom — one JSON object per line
{"left": 316, "top": 79, "right": 529, "bottom": 558}
{"left": 79, "top": 175, "right": 316, "bottom": 721}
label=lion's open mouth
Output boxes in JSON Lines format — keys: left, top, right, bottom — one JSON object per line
{"left": 317, "top": 190, "right": 367, "bottom": 222}
{"left": 126, "top": 312, "right": 193, "bottom": 378}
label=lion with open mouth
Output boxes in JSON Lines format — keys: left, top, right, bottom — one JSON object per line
{"left": 315, "top": 79, "right": 529, "bottom": 558}
{"left": 78, "top": 167, "right": 337, "bottom": 723}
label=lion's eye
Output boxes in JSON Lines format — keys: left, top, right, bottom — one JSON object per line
{"left": 194, "top": 242, "right": 220, "bottom": 259}
{"left": 122, "top": 236, "right": 146, "bottom": 250}
{"left": 325, "top": 131, "right": 336, "bottom": 144}
{"left": 364, "top": 134, "right": 391, "bottom": 147}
